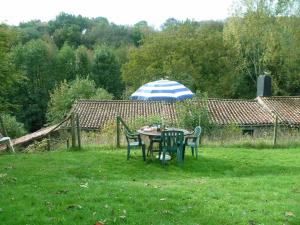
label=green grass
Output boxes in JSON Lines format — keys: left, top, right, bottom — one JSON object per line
{"left": 0, "top": 147, "right": 300, "bottom": 225}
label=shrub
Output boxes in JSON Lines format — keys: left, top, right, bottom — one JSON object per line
{"left": 0, "top": 114, "right": 26, "bottom": 138}
{"left": 176, "top": 92, "right": 216, "bottom": 134}
{"left": 47, "top": 77, "right": 113, "bottom": 123}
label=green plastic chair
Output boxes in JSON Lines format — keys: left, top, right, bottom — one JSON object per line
{"left": 185, "top": 126, "right": 202, "bottom": 159}
{"left": 124, "top": 128, "right": 146, "bottom": 161}
{"left": 159, "top": 130, "right": 184, "bottom": 165}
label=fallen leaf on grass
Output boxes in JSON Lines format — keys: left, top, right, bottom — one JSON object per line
{"left": 119, "top": 215, "right": 126, "bottom": 220}
{"left": 160, "top": 198, "right": 166, "bottom": 201}
{"left": 55, "top": 190, "right": 68, "bottom": 194}
{"left": 248, "top": 220, "right": 256, "bottom": 225}
{"left": 285, "top": 211, "right": 295, "bottom": 217}
{"left": 163, "top": 210, "right": 172, "bottom": 214}
{"left": 66, "top": 204, "right": 82, "bottom": 210}
{"left": 94, "top": 221, "right": 105, "bottom": 225}
{"left": 80, "top": 182, "right": 88, "bottom": 188}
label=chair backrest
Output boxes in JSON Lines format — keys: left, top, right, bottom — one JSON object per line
{"left": 161, "top": 130, "right": 184, "bottom": 152}
{"left": 194, "top": 126, "right": 202, "bottom": 137}
{"left": 117, "top": 116, "right": 132, "bottom": 133}
{"left": 124, "top": 127, "right": 141, "bottom": 144}
{"left": 124, "top": 128, "right": 132, "bottom": 144}
{"left": 193, "top": 126, "right": 202, "bottom": 144}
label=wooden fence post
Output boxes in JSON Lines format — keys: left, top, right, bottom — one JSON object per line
{"left": 47, "top": 134, "right": 51, "bottom": 151}
{"left": 116, "top": 116, "right": 120, "bottom": 148}
{"left": 273, "top": 115, "right": 278, "bottom": 147}
{"left": 71, "top": 112, "right": 76, "bottom": 148}
{"left": 76, "top": 113, "right": 81, "bottom": 149}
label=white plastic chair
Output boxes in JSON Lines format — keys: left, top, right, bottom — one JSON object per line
{"left": 0, "top": 133, "right": 14, "bottom": 152}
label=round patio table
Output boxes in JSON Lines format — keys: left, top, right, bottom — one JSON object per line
{"left": 137, "top": 128, "right": 191, "bottom": 137}
{"left": 137, "top": 128, "right": 192, "bottom": 158}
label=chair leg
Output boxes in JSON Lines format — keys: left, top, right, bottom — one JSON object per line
{"left": 191, "top": 147, "right": 194, "bottom": 157}
{"left": 177, "top": 148, "right": 181, "bottom": 164}
{"left": 162, "top": 151, "right": 166, "bottom": 165}
{"left": 158, "top": 148, "right": 161, "bottom": 161}
{"left": 182, "top": 144, "right": 185, "bottom": 161}
{"left": 127, "top": 146, "right": 130, "bottom": 160}
{"left": 147, "top": 140, "right": 153, "bottom": 156}
{"left": 142, "top": 144, "right": 146, "bottom": 161}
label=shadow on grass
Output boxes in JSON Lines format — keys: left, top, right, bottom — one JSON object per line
{"left": 114, "top": 152, "right": 300, "bottom": 180}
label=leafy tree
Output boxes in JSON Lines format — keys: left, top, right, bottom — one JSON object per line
{"left": 46, "top": 77, "right": 113, "bottom": 123}
{"left": 224, "top": 0, "right": 300, "bottom": 97}
{"left": 224, "top": 2, "right": 274, "bottom": 97}
{"left": 161, "top": 18, "right": 182, "bottom": 30}
{"left": 18, "top": 20, "right": 49, "bottom": 44}
{"left": 48, "top": 12, "right": 89, "bottom": 48}
{"left": 75, "top": 45, "right": 92, "bottom": 77}
{"left": 91, "top": 46, "right": 124, "bottom": 98}
{"left": 131, "top": 21, "right": 154, "bottom": 46}
{"left": 56, "top": 42, "right": 76, "bottom": 81}
{"left": 0, "top": 25, "right": 23, "bottom": 112}
{"left": 122, "top": 21, "right": 230, "bottom": 97}
{"left": 11, "top": 39, "right": 57, "bottom": 131}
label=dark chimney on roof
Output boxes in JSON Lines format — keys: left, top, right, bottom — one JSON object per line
{"left": 257, "top": 75, "right": 272, "bottom": 97}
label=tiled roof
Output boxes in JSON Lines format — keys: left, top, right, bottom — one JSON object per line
{"left": 207, "top": 99, "right": 274, "bottom": 126}
{"left": 72, "top": 99, "right": 274, "bottom": 130}
{"left": 72, "top": 100, "right": 177, "bottom": 130}
{"left": 257, "top": 96, "right": 300, "bottom": 125}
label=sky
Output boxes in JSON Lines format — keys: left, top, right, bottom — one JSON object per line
{"left": 0, "top": 0, "right": 234, "bottom": 28}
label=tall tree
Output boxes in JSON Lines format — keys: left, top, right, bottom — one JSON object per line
{"left": 0, "top": 25, "right": 23, "bottom": 112}
{"left": 131, "top": 21, "right": 154, "bottom": 46}
{"left": 18, "top": 20, "right": 49, "bottom": 44}
{"left": 224, "top": 0, "right": 300, "bottom": 97}
{"left": 56, "top": 42, "right": 76, "bottom": 81}
{"left": 122, "top": 21, "right": 231, "bottom": 97}
{"left": 11, "top": 39, "right": 57, "bottom": 131}
{"left": 75, "top": 45, "right": 92, "bottom": 77}
{"left": 91, "top": 46, "right": 124, "bottom": 98}
{"left": 48, "top": 12, "right": 89, "bottom": 48}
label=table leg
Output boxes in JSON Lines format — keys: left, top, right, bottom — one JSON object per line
{"left": 147, "top": 137, "right": 154, "bottom": 156}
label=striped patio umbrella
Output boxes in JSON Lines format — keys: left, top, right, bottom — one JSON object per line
{"left": 130, "top": 79, "right": 194, "bottom": 102}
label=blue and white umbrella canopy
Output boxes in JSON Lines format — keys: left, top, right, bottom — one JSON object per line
{"left": 130, "top": 79, "right": 194, "bottom": 102}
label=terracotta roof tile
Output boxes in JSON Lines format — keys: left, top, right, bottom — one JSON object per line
{"left": 207, "top": 99, "right": 273, "bottom": 125}
{"left": 258, "top": 96, "right": 300, "bottom": 125}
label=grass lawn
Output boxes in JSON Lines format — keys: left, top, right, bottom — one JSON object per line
{"left": 0, "top": 146, "right": 300, "bottom": 225}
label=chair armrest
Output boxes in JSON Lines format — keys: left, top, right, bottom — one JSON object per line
{"left": 126, "top": 132, "right": 144, "bottom": 145}
{"left": 184, "top": 136, "right": 194, "bottom": 143}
